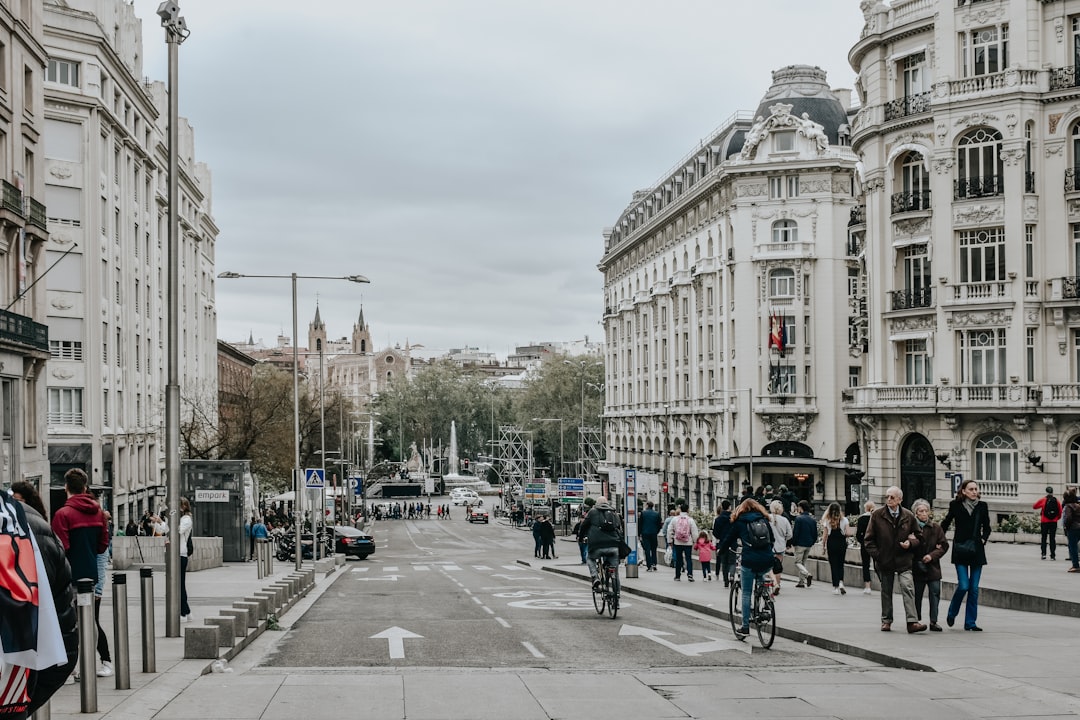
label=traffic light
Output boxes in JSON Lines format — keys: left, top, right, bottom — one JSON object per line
{"left": 661, "top": 481, "right": 669, "bottom": 494}
{"left": 498, "top": 490, "right": 503, "bottom": 498}
{"left": 463, "top": 458, "right": 470, "bottom": 471}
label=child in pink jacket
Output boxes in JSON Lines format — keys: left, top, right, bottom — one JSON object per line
{"left": 694, "top": 531, "right": 715, "bottom": 581}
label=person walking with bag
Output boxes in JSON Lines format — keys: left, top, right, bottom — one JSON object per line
{"left": 1033, "top": 486, "right": 1060, "bottom": 561}
{"left": 941, "top": 479, "right": 991, "bottom": 631}
{"left": 667, "top": 503, "right": 700, "bottom": 582}
{"left": 178, "top": 498, "right": 193, "bottom": 622}
{"left": 1060, "top": 488, "right": 1080, "bottom": 573}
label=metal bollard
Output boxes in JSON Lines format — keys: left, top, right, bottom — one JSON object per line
{"left": 76, "top": 578, "right": 97, "bottom": 713}
{"left": 139, "top": 567, "right": 156, "bottom": 673}
{"left": 256, "top": 539, "right": 266, "bottom": 579}
{"left": 265, "top": 537, "right": 273, "bottom": 576}
{"left": 30, "top": 700, "right": 50, "bottom": 720}
{"left": 112, "top": 573, "right": 130, "bottom": 689}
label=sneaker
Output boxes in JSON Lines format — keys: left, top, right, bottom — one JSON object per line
{"left": 806, "top": 575, "right": 812, "bottom": 588}
{"left": 592, "top": 579, "right": 601, "bottom": 591}
{"left": 688, "top": 577, "right": 694, "bottom": 582}
{"left": 181, "top": 614, "right": 191, "bottom": 623}
{"left": 97, "top": 661, "right": 113, "bottom": 678}
{"left": 794, "top": 582, "right": 806, "bottom": 588}
{"left": 863, "top": 587, "right": 872, "bottom": 595}
{"left": 839, "top": 584, "right": 847, "bottom": 595}
{"left": 735, "top": 626, "right": 750, "bottom": 639}
{"left": 833, "top": 587, "right": 841, "bottom": 595}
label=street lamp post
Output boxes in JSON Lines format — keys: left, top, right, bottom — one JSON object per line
{"left": 218, "top": 271, "right": 369, "bottom": 570}
{"left": 157, "top": 0, "right": 189, "bottom": 639}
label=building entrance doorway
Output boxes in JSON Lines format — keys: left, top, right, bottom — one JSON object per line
{"left": 900, "top": 434, "right": 936, "bottom": 508}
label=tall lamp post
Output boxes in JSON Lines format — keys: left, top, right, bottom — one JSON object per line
{"left": 218, "top": 271, "right": 369, "bottom": 570}
{"left": 157, "top": 0, "right": 189, "bottom": 639}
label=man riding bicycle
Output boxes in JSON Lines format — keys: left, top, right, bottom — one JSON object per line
{"left": 718, "top": 498, "right": 775, "bottom": 638}
{"left": 579, "top": 497, "right": 623, "bottom": 591}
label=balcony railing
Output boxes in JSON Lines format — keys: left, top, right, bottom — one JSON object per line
{"left": 0, "top": 308, "right": 48, "bottom": 352}
{"left": 1, "top": 180, "right": 23, "bottom": 216}
{"left": 951, "top": 282, "right": 1009, "bottom": 301}
{"left": 1064, "top": 276, "right": 1080, "bottom": 299}
{"left": 1049, "top": 65, "right": 1080, "bottom": 91}
{"left": 979, "top": 481, "right": 1018, "bottom": 499}
{"left": 883, "top": 91, "right": 931, "bottom": 121}
{"left": 890, "top": 189, "right": 932, "bottom": 214}
{"left": 1065, "top": 168, "right": 1080, "bottom": 192}
{"left": 942, "top": 69, "right": 1040, "bottom": 100}
{"left": 890, "top": 287, "right": 933, "bottom": 310}
{"left": 954, "top": 175, "right": 1003, "bottom": 200}
{"left": 28, "top": 197, "right": 46, "bottom": 231}
{"left": 848, "top": 205, "right": 866, "bottom": 226}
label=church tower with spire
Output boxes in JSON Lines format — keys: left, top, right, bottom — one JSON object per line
{"left": 351, "top": 307, "right": 371, "bottom": 354}
{"left": 308, "top": 303, "right": 327, "bottom": 355}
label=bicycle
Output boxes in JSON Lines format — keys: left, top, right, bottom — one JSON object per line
{"left": 728, "top": 554, "right": 776, "bottom": 648}
{"left": 591, "top": 553, "right": 621, "bottom": 619}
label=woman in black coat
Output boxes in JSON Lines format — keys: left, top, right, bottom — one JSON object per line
{"left": 940, "top": 479, "right": 992, "bottom": 631}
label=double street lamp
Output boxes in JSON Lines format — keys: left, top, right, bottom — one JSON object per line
{"left": 218, "top": 271, "right": 369, "bottom": 570}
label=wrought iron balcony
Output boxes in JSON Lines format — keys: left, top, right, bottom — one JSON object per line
{"left": 954, "top": 175, "right": 1002, "bottom": 200}
{"left": 1064, "top": 276, "right": 1080, "bottom": 299}
{"left": 890, "top": 287, "right": 933, "bottom": 310}
{"left": 883, "top": 92, "right": 931, "bottom": 121}
{"left": 0, "top": 308, "right": 48, "bottom": 352}
{"left": 28, "top": 197, "right": 46, "bottom": 231}
{"left": 1050, "top": 65, "right": 1079, "bottom": 91}
{"left": 1, "top": 180, "right": 23, "bottom": 216}
{"left": 1066, "top": 168, "right": 1080, "bottom": 192}
{"left": 890, "top": 189, "right": 931, "bottom": 214}
{"left": 848, "top": 205, "right": 866, "bottom": 226}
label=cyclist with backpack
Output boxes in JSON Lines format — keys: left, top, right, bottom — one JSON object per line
{"left": 666, "top": 502, "right": 700, "bottom": 581}
{"left": 717, "top": 498, "right": 775, "bottom": 639}
{"left": 1034, "top": 486, "right": 1061, "bottom": 561}
{"left": 580, "top": 497, "right": 623, "bottom": 591}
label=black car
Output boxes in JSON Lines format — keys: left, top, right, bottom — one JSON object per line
{"left": 333, "top": 525, "right": 375, "bottom": 559}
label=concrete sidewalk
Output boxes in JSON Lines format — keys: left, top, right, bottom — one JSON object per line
{"left": 39, "top": 559, "right": 344, "bottom": 720}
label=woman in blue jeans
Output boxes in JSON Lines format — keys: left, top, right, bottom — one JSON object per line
{"left": 940, "top": 479, "right": 991, "bottom": 631}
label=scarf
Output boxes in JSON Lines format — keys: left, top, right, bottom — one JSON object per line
{"left": 963, "top": 499, "right": 976, "bottom": 514}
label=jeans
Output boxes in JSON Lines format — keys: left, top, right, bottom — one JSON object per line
{"left": 948, "top": 564, "right": 982, "bottom": 629}
{"left": 1040, "top": 522, "right": 1057, "bottom": 558}
{"left": 913, "top": 575, "right": 941, "bottom": 624}
{"left": 672, "top": 545, "right": 693, "bottom": 578}
{"left": 578, "top": 542, "right": 588, "bottom": 564}
{"left": 1068, "top": 528, "right": 1080, "bottom": 569}
{"left": 180, "top": 555, "right": 191, "bottom": 616}
{"left": 640, "top": 534, "right": 659, "bottom": 569}
{"left": 740, "top": 565, "right": 768, "bottom": 630}
{"left": 878, "top": 569, "right": 917, "bottom": 624}
{"left": 587, "top": 547, "right": 620, "bottom": 581}
{"left": 699, "top": 559, "right": 712, "bottom": 577}
{"left": 717, "top": 549, "right": 736, "bottom": 583}
{"left": 860, "top": 545, "right": 872, "bottom": 584}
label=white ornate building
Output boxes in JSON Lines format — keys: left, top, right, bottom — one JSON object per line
{"left": 844, "top": 0, "right": 1080, "bottom": 518}
{"left": 0, "top": 0, "right": 50, "bottom": 495}
{"left": 600, "top": 66, "right": 865, "bottom": 513}
{"left": 42, "top": 0, "right": 218, "bottom": 522}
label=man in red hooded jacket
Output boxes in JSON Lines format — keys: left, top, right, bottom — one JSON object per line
{"left": 50, "top": 469, "right": 108, "bottom": 586}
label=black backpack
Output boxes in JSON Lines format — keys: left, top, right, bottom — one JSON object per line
{"left": 1044, "top": 495, "right": 1061, "bottom": 521}
{"left": 599, "top": 510, "right": 618, "bottom": 533}
{"left": 746, "top": 517, "right": 774, "bottom": 550}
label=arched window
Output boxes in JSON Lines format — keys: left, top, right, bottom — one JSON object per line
{"left": 772, "top": 219, "right": 798, "bottom": 244}
{"left": 974, "top": 432, "right": 1018, "bottom": 497}
{"left": 1070, "top": 123, "right": 1080, "bottom": 191}
{"left": 1070, "top": 436, "right": 1080, "bottom": 486}
{"left": 896, "top": 151, "right": 930, "bottom": 211}
{"left": 769, "top": 268, "right": 796, "bottom": 298}
{"left": 956, "top": 128, "right": 1003, "bottom": 198}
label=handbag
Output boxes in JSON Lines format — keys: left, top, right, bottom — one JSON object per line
{"left": 952, "top": 510, "right": 981, "bottom": 565}
{"left": 664, "top": 545, "right": 673, "bottom": 565}
{"left": 618, "top": 540, "right": 632, "bottom": 560}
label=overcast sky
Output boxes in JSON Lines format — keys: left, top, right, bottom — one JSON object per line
{"left": 132, "top": 0, "right": 864, "bottom": 359}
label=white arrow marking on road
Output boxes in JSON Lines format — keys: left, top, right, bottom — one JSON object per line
{"left": 490, "top": 573, "right": 541, "bottom": 581}
{"left": 370, "top": 626, "right": 423, "bottom": 659}
{"left": 354, "top": 575, "right": 402, "bottom": 582}
{"left": 618, "top": 625, "right": 749, "bottom": 656}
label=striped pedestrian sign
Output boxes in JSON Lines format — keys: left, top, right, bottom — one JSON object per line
{"left": 305, "top": 468, "right": 325, "bottom": 489}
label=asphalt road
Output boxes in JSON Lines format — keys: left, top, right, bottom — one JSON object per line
{"left": 261, "top": 513, "right": 838, "bottom": 671}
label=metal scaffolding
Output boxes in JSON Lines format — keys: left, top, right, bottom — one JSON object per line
{"left": 578, "top": 425, "right": 604, "bottom": 480}
{"left": 497, "top": 425, "right": 533, "bottom": 484}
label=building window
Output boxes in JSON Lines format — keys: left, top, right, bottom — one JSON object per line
{"left": 46, "top": 58, "right": 80, "bottom": 87}
{"left": 773, "top": 131, "right": 795, "bottom": 152}
{"left": 896, "top": 152, "right": 929, "bottom": 211}
{"left": 961, "top": 328, "right": 1007, "bottom": 385}
{"left": 1025, "top": 225, "right": 1034, "bottom": 280}
{"left": 772, "top": 219, "right": 798, "bottom": 243}
{"left": 48, "top": 388, "right": 83, "bottom": 425}
{"left": 769, "top": 365, "right": 797, "bottom": 395}
{"left": 902, "top": 52, "right": 927, "bottom": 96}
{"left": 769, "top": 177, "right": 782, "bottom": 199}
{"left": 974, "top": 432, "right": 1018, "bottom": 497}
{"left": 1070, "top": 436, "right": 1080, "bottom": 486}
{"left": 904, "top": 339, "right": 932, "bottom": 385}
{"left": 1027, "top": 328, "right": 1036, "bottom": 383}
{"left": 956, "top": 128, "right": 1003, "bottom": 198}
{"left": 962, "top": 25, "right": 1008, "bottom": 77}
{"left": 769, "top": 176, "right": 798, "bottom": 199}
{"left": 904, "top": 244, "right": 931, "bottom": 295}
{"left": 959, "top": 227, "right": 1006, "bottom": 283}
{"left": 1074, "top": 330, "right": 1080, "bottom": 382}
{"left": 848, "top": 267, "right": 859, "bottom": 297}
{"left": 49, "top": 340, "right": 83, "bottom": 361}
{"left": 848, "top": 366, "right": 861, "bottom": 388}
{"left": 768, "top": 268, "right": 796, "bottom": 298}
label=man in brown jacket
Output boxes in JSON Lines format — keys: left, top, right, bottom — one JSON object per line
{"left": 863, "top": 486, "right": 926, "bottom": 633}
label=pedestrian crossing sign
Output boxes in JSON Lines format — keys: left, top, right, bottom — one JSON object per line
{"left": 305, "top": 468, "right": 325, "bottom": 489}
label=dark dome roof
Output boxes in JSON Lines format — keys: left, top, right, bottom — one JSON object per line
{"left": 754, "top": 65, "right": 848, "bottom": 145}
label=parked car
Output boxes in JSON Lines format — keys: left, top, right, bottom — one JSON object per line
{"left": 467, "top": 505, "right": 490, "bottom": 524}
{"left": 332, "top": 525, "right": 375, "bottom": 559}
